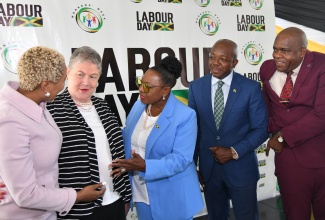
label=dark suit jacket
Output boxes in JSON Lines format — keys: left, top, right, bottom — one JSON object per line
{"left": 260, "top": 50, "right": 325, "bottom": 168}
{"left": 188, "top": 72, "right": 268, "bottom": 188}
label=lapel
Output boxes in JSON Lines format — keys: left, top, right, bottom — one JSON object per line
{"left": 219, "top": 72, "right": 241, "bottom": 129}
{"left": 145, "top": 94, "right": 175, "bottom": 158}
{"left": 262, "top": 64, "right": 282, "bottom": 105}
{"left": 124, "top": 101, "right": 146, "bottom": 158}
{"left": 289, "top": 50, "right": 314, "bottom": 106}
{"left": 201, "top": 74, "right": 217, "bottom": 131}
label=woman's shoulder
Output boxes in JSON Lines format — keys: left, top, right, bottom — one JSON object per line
{"left": 172, "top": 96, "right": 196, "bottom": 117}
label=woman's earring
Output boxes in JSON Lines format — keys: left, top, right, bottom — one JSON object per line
{"left": 163, "top": 96, "right": 165, "bottom": 100}
{"left": 45, "top": 92, "right": 50, "bottom": 97}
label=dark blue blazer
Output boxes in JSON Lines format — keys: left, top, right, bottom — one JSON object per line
{"left": 188, "top": 72, "right": 268, "bottom": 187}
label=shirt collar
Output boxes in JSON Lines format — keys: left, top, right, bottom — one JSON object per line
{"left": 211, "top": 71, "right": 233, "bottom": 87}
{"left": 291, "top": 59, "right": 303, "bottom": 76}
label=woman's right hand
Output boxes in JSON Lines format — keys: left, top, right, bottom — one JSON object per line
{"left": 75, "top": 183, "right": 106, "bottom": 203}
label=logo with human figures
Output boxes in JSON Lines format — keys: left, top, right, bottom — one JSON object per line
{"left": 194, "top": 0, "right": 210, "bottom": 7}
{"left": 196, "top": 12, "right": 221, "bottom": 36}
{"left": 242, "top": 42, "right": 264, "bottom": 65}
{"left": 72, "top": 4, "right": 105, "bottom": 33}
{"left": 0, "top": 43, "right": 29, "bottom": 73}
{"left": 249, "top": 0, "right": 263, "bottom": 10}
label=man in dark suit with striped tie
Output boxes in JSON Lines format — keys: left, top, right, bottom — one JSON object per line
{"left": 189, "top": 39, "right": 268, "bottom": 220}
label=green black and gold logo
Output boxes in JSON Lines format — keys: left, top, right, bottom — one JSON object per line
{"left": 196, "top": 12, "right": 221, "bottom": 36}
{"left": 72, "top": 4, "right": 105, "bottom": 33}
{"left": 1, "top": 43, "right": 29, "bottom": 73}
{"left": 237, "top": 14, "right": 265, "bottom": 31}
{"left": 249, "top": 0, "right": 264, "bottom": 10}
{"left": 158, "top": 0, "right": 182, "bottom": 3}
{"left": 242, "top": 41, "right": 264, "bottom": 65}
{"left": 194, "top": 0, "right": 210, "bottom": 7}
{"left": 0, "top": 3, "right": 43, "bottom": 27}
{"left": 136, "top": 11, "right": 174, "bottom": 31}
{"left": 221, "top": 0, "right": 242, "bottom": 7}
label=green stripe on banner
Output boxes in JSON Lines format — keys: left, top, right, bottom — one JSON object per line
{"left": 172, "top": 89, "right": 188, "bottom": 105}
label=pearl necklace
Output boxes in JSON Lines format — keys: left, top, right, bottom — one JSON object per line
{"left": 143, "top": 104, "right": 157, "bottom": 130}
{"left": 72, "top": 98, "right": 93, "bottom": 112}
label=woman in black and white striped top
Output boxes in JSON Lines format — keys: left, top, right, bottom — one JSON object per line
{"left": 47, "top": 46, "right": 131, "bottom": 220}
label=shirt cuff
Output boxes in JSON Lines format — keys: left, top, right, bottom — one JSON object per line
{"left": 230, "top": 147, "right": 239, "bottom": 160}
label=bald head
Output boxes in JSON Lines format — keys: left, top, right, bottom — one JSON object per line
{"left": 213, "top": 39, "right": 238, "bottom": 60}
{"left": 276, "top": 27, "right": 308, "bottom": 49}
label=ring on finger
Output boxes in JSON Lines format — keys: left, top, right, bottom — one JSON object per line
{"left": 121, "top": 167, "right": 126, "bottom": 173}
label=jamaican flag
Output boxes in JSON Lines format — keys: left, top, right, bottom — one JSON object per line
{"left": 172, "top": 89, "right": 189, "bottom": 105}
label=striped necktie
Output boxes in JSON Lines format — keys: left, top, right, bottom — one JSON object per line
{"left": 214, "top": 81, "right": 224, "bottom": 129}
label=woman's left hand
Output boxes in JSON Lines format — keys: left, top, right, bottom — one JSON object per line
{"left": 110, "top": 150, "right": 146, "bottom": 177}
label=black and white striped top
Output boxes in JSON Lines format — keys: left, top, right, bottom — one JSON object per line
{"left": 47, "top": 89, "right": 131, "bottom": 219}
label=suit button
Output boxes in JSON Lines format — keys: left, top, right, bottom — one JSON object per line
{"left": 287, "top": 109, "right": 290, "bottom": 112}
{"left": 216, "top": 136, "right": 220, "bottom": 140}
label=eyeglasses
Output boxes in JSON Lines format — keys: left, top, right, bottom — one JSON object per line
{"left": 135, "top": 77, "right": 164, "bottom": 93}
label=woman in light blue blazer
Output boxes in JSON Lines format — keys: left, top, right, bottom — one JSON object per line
{"left": 111, "top": 56, "right": 203, "bottom": 220}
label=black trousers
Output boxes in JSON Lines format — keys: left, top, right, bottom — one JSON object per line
{"left": 82, "top": 198, "right": 125, "bottom": 220}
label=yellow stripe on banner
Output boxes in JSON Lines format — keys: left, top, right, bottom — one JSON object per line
{"left": 276, "top": 26, "right": 325, "bottom": 54}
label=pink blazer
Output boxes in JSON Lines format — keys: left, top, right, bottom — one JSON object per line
{"left": 0, "top": 82, "right": 76, "bottom": 220}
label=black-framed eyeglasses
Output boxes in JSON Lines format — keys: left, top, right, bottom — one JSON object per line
{"left": 135, "top": 77, "right": 164, "bottom": 93}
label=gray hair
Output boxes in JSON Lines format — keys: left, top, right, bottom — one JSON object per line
{"left": 68, "top": 46, "right": 102, "bottom": 74}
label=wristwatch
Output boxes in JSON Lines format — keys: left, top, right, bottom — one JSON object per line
{"left": 277, "top": 131, "right": 284, "bottom": 143}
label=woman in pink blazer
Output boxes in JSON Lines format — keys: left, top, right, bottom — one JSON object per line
{"left": 0, "top": 46, "right": 105, "bottom": 220}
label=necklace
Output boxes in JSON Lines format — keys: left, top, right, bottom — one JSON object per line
{"left": 143, "top": 104, "right": 157, "bottom": 130}
{"left": 72, "top": 98, "right": 93, "bottom": 112}
{"left": 147, "top": 104, "right": 152, "bottom": 116}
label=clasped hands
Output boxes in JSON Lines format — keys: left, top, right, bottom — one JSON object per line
{"left": 109, "top": 150, "right": 146, "bottom": 177}
{"left": 209, "top": 146, "right": 233, "bottom": 164}
{"left": 266, "top": 133, "right": 284, "bottom": 156}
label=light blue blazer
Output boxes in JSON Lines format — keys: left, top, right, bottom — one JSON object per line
{"left": 123, "top": 93, "right": 204, "bottom": 220}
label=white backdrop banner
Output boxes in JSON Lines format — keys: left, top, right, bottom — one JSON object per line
{"left": 0, "top": 0, "right": 278, "bottom": 218}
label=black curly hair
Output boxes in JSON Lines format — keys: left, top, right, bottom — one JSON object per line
{"left": 150, "top": 56, "right": 182, "bottom": 88}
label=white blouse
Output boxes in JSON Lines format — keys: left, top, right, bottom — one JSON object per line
{"left": 131, "top": 110, "right": 159, "bottom": 204}
{"left": 79, "top": 106, "right": 120, "bottom": 205}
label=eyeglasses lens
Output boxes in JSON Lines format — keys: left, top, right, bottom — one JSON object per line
{"left": 135, "top": 77, "right": 149, "bottom": 93}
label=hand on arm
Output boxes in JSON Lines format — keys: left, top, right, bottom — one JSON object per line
{"left": 75, "top": 183, "right": 106, "bottom": 203}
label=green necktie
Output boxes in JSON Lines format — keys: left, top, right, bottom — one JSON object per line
{"left": 214, "top": 81, "right": 224, "bottom": 130}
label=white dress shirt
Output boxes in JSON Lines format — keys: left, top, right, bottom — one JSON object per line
{"left": 211, "top": 71, "right": 234, "bottom": 112}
